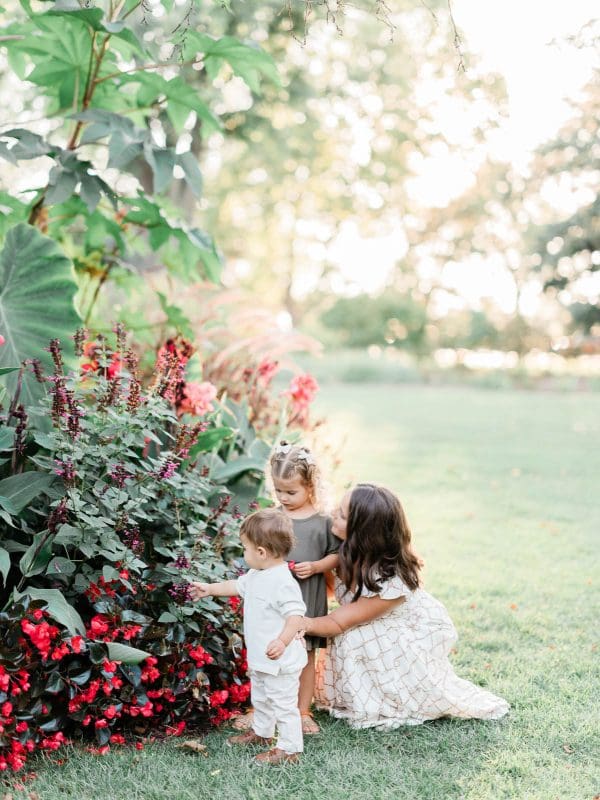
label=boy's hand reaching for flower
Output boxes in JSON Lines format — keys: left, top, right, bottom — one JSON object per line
{"left": 266, "top": 637, "right": 286, "bottom": 659}
{"left": 293, "top": 561, "right": 316, "bottom": 579}
{"left": 189, "top": 582, "right": 210, "bottom": 600}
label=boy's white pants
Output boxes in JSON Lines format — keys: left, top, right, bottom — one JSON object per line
{"left": 250, "top": 669, "right": 303, "bottom": 754}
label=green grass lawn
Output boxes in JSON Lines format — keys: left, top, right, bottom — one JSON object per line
{"left": 6, "top": 385, "right": 599, "bottom": 800}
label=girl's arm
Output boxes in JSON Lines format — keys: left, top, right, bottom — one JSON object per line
{"left": 294, "top": 552, "right": 339, "bottom": 579}
{"left": 304, "top": 595, "right": 405, "bottom": 637}
{"left": 189, "top": 580, "right": 239, "bottom": 600}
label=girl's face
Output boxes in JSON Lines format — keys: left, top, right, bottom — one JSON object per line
{"left": 273, "top": 474, "right": 312, "bottom": 514}
{"left": 332, "top": 491, "right": 350, "bottom": 540}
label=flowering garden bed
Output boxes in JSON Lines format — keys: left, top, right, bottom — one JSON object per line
{"left": 0, "top": 329, "right": 318, "bottom": 774}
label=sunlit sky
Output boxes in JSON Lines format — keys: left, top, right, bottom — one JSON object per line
{"left": 327, "top": 0, "right": 598, "bottom": 313}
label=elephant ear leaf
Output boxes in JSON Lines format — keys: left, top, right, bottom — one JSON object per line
{"left": 0, "top": 223, "right": 80, "bottom": 405}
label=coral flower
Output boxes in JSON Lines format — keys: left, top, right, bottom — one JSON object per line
{"left": 178, "top": 381, "right": 217, "bottom": 417}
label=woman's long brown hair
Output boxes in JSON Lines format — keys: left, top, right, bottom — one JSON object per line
{"left": 338, "top": 483, "right": 421, "bottom": 601}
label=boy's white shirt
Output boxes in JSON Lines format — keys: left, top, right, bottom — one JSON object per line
{"left": 236, "top": 563, "right": 308, "bottom": 676}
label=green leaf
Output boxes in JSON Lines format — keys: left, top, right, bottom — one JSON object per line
{"left": 17, "top": 587, "right": 85, "bottom": 635}
{"left": 0, "top": 367, "right": 19, "bottom": 376}
{"left": 0, "top": 223, "right": 80, "bottom": 405}
{"left": 0, "top": 128, "right": 53, "bottom": 160}
{"left": 46, "top": 556, "right": 76, "bottom": 576}
{"left": 0, "top": 192, "right": 28, "bottom": 239}
{"left": 45, "top": 166, "right": 78, "bottom": 206}
{"left": 187, "top": 33, "right": 280, "bottom": 93}
{"left": 105, "top": 641, "right": 151, "bottom": 664}
{"left": 188, "top": 427, "right": 234, "bottom": 456}
{"left": 0, "top": 427, "right": 15, "bottom": 449}
{"left": 10, "top": 15, "right": 93, "bottom": 110}
{"left": 0, "top": 141, "right": 18, "bottom": 165}
{"left": 157, "top": 292, "right": 194, "bottom": 338}
{"left": 0, "top": 546, "right": 10, "bottom": 586}
{"left": 108, "top": 128, "right": 145, "bottom": 170}
{"left": 144, "top": 143, "right": 175, "bottom": 194}
{"left": 0, "top": 472, "right": 56, "bottom": 513}
{"left": 211, "top": 455, "right": 266, "bottom": 482}
{"left": 176, "top": 151, "right": 203, "bottom": 199}
{"left": 19, "top": 531, "right": 54, "bottom": 576}
{"left": 162, "top": 76, "right": 221, "bottom": 136}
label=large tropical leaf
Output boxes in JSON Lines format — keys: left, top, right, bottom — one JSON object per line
{"left": 0, "top": 471, "right": 56, "bottom": 514}
{"left": 0, "top": 223, "right": 80, "bottom": 405}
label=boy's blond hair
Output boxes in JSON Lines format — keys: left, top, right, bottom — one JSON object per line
{"left": 240, "top": 508, "right": 295, "bottom": 558}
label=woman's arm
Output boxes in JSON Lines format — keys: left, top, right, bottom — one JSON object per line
{"left": 304, "top": 595, "right": 405, "bottom": 637}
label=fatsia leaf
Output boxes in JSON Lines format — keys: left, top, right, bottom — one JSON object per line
{"left": 186, "top": 32, "right": 279, "bottom": 93}
{"left": 11, "top": 15, "right": 93, "bottom": 110}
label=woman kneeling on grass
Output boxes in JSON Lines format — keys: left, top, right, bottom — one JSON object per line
{"left": 304, "top": 484, "right": 509, "bottom": 729}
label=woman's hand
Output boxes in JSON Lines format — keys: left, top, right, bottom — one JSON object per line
{"left": 265, "top": 637, "right": 286, "bottom": 659}
{"left": 293, "top": 561, "right": 316, "bottom": 579}
{"left": 189, "top": 581, "right": 211, "bottom": 600}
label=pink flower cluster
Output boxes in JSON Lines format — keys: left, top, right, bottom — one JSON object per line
{"left": 178, "top": 381, "right": 217, "bottom": 417}
{"left": 285, "top": 373, "right": 319, "bottom": 409}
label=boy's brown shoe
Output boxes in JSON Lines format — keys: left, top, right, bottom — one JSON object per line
{"left": 226, "top": 730, "right": 272, "bottom": 747}
{"left": 254, "top": 748, "right": 300, "bottom": 765}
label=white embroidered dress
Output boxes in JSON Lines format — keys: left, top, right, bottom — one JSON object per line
{"left": 315, "top": 576, "right": 509, "bottom": 729}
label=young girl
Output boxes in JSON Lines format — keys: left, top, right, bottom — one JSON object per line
{"left": 232, "top": 441, "right": 339, "bottom": 735}
{"left": 305, "top": 483, "right": 509, "bottom": 729}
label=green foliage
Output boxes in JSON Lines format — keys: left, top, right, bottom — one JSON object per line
{"left": 0, "top": 329, "right": 268, "bottom": 769}
{"left": 320, "top": 291, "right": 428, "bottom": 351}
{"left": 0, "top": 224, "right": 81, "bottom": 404}
{"left": 531, "top": 71, "right": 600, "bottom": 335}
{"left": 0, "top": 0, "right": 280, "bottom": 328}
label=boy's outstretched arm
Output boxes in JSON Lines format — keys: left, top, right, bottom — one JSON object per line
{"left": 189, "top": 580, "right": 239, "bottom": 600}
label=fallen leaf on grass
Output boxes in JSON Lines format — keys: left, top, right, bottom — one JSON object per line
{"left": 562, "top": 744, "right": 574, "bottom": 754}
{"left": 509, "top": 603, "right": 518, "bottom": 611}
{"left": 175, "top": 739, "right": 208, "bottom": 755}
{"left": 469, "top": 603, "right": 477, "bottom": 610}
